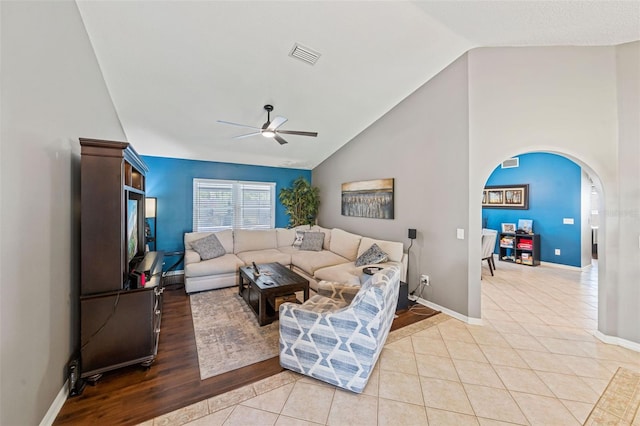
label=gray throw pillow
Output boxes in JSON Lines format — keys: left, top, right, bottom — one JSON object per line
{"left": 355, "top": 243, "right": 388, "bottom": 267}
{"left": 300, "top": 232, "right": 324, "bottom": 251}
{"left": 191, "top": 233, "right": 226, "bottom": 260}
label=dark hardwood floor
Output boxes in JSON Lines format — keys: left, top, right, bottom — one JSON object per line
{"left": 54, "top": 283, "right": 437, "bottom": 425}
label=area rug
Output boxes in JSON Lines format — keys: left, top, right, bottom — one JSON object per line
{"left": 190, "top": 287, "right": 441, "bottom": 381}
{"left": 190, "top": 287, "right": 280, "bottom": 380}
{"left": 584, "top": 367, "right": 640, "bottom": 425}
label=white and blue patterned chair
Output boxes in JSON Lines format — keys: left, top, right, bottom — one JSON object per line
{"left": 278, "top": 265, "right": 400, "bottom": 393}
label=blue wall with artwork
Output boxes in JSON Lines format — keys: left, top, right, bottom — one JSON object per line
{"left": 482, "top": 152, "right": 582, "bottom": 267}
{"left": 142, "top": 155, "right": 311, "bottom": 268}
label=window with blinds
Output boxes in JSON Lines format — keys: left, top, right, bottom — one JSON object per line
{"left": 193, "top": 179, "right": 276, "bottom": 232}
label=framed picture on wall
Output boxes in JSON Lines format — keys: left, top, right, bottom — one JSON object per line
{"left": 341, "top": 178, "right": 394, "bottom": 219}
{"left": 482, "top": 184, "right": 529, "bottom": 209}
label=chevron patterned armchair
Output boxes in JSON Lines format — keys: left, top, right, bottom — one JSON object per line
{"left": 278, "top": 265, "right": 400, "bottom": 393}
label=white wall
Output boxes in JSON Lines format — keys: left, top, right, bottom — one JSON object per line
{"left": 614, "top": 41, "right": 640, "bottom": 343}
{"left": 314, "top": 54, "right": 472, "bottom": 316}
{"left": 468, "top": 45, "right": 639, "bottom": 344}
{"left": 0, "top": 2, "right": 125, "bottom": 424}
{"left": 581, "top": 171, "right": 593, "bottom": 267}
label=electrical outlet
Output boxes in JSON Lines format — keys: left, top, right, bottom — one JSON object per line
{"left": 420, "top": 274, "right": 430, "bottom": 286}
{"left": 555, "top": 249, "right": 561, "bottom": 255}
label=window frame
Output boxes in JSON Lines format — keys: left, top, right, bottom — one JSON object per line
{"left": 193, "top": 178, "right": 276, "bottom": 232}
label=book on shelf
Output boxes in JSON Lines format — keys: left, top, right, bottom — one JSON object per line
{"left": 500, "top": 236, "right": 515, "bottom": 248}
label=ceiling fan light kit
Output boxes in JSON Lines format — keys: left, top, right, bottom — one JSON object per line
{"left": 217, "top": 104, "right": 318, "bottom": 145}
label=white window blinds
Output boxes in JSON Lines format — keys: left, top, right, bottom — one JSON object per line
{"left": 193, "top": 179, "right": 276, "bottom": 232}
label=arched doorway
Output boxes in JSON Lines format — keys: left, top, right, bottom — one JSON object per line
{"left": 469, "top": 150, "right": 605, "bottom": 326}
{"left": 482, "top": 152, "right": 598, "bottom": 269}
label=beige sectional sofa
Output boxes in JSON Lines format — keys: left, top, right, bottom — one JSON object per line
{"left": 183, "top": 225, "right": 407, "bottom": 294}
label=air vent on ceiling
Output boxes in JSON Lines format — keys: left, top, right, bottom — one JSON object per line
{"left": 501, "top": 157, "right": 519, "bottom": 169}
{"left": 289, "top": 43, "right": 321, "bottom": 65}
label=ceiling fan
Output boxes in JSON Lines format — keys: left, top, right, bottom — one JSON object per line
{"left": 217, "top": 105, "right": 318, "bottom": 145}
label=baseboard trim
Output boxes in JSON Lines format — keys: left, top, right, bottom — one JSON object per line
{"left": 412, "top": 297, "right": 483, "bottom": 326}
{"left": 594, "top": 331, "right": 640, "bottom": 353}
{"left": 39, "top": 380, "right": 68, "bottom": 426}
{"left": 539, "top": 261, "right": 581, "bottom": 271}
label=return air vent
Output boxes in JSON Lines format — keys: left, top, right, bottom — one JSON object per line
{"left": 501, "top": 157, "right": 519, "bottom": 169}
{"left": 289, "top": 43, "right": 321, "bottom": 65}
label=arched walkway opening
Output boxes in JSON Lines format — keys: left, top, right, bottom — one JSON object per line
{"left": 472, "top": 150, "right": 605, "bottom": 330}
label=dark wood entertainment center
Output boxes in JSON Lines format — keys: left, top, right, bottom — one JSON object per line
{"left": 79, "top": 138, "right": 164, "bottom": 383}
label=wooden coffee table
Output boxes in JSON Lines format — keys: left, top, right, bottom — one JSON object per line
{"left": 238, "top": 262, "right": 309, "bottom": 326}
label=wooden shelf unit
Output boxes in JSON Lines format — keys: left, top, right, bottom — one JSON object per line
{"left": 499, "top": 233, "right": 540, "bottom": 266}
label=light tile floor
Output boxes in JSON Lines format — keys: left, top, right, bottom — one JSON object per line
{"left": 142, "top": 260, "right": 640, "bottom": 425}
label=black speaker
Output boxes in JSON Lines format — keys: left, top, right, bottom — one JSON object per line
{"left": 408, "top": 228, "right": 417, "bottom": 240}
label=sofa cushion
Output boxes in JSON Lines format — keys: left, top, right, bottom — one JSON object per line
{"left": 185, "top": 253, "right": 245, "bottom": 278}
{"left": 233, "top": 229, "right": 277, "bottom": 254}
{"left": 355, "top": 243, "right": 388, "bottom": 266}
{"left": 329, "top": 228, "right": 362, "bottom": 261}
{"left": 236, "top": 249, "right": 292, "bottom": 266}
{"left": 185, "top": 230, "right": 234, "bottom": 254}
{"left": 276, "top": 228, "right": 297, "bottom": 247}
{"left": 191, "top": 233, "right": 226, "bottom": 260}
{"left": 357, "top": 237, "right": 404, "bottom": 263}
{"left": 300, "top": 232, "right": 324, "bottom": 251}
{"left": 291, "top": 250, "right": 350, "bottom": 276}
{"left": 185, "top": 249, "right": 202, "bottom": 264}
{"left": 314, "top": 260, "right": 403, "bottom": 286}
{"left": 312, "top": 263, "right": 362, "bottom": 286}
{"left": 311, "top": 225, "right": 332, "bottom": 250}
{"left": 277, "top": 245, "right": 299, "bottom": 255}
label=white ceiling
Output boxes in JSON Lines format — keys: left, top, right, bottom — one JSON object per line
{"left": 76, "top": 1, "right": 639, "bottom": 169}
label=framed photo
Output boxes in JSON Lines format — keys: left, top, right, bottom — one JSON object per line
{"left": 501, "top": 223, "right": 516, "bottom": 234}
{"left": 482, "top": 184, "right": 529, "bottom": 209}
{"left": 341, "top": 178, "right": 394, "bottom": 219}
{"left": 518, "top": 219, "right": 533, "bottom": 233}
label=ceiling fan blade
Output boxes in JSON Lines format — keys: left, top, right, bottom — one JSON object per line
{"left": 232, "top": 132, "right": 261, "bottom": 139}
{"left": 277, "top": 130, "right": 318, "bottom": 137}
{"left": 217, "top": 120, "right": 261, "bottom": 130}
{"left": 267, "top": 116, "right": 288, "bottom": 131}
{"left": 274, "top": 135, "right": 289, "bottom": 145}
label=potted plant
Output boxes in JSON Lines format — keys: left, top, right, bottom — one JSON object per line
{"left": 279, "top": 176, "right": 320, "bottom": 228}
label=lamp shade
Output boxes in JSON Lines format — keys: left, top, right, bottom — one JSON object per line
{"left": 145, "top": 197, "right": 157, "bottom": 219}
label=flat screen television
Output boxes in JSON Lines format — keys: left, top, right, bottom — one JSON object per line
{"left": 126, "top": 199, "right": 139, "bottom": 264}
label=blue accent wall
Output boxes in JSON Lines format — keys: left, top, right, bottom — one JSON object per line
{"left": 141, "top": 155, "right": 311, "bottom": 259}
{"left": 483, "top": 153, "right": 582, "bottom": 267}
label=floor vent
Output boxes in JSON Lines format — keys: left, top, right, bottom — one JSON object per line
{"left": 502, "top": 157, "right": 519, "bottom": 168}
{"left": 289, "top": 43, "right": 321, "bottom": 65}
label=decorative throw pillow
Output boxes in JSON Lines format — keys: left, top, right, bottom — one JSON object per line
{"left": 292, "top": 230, "right": 305, "bottom": 247}
{"left": 355, "top": 243, "right": 388, "bottom": 267}
{"left": 300, "top": 232, "right": 325, "bottom": 251}
{"left": 191, "top": 233, "right": 226, "bottom": 260}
